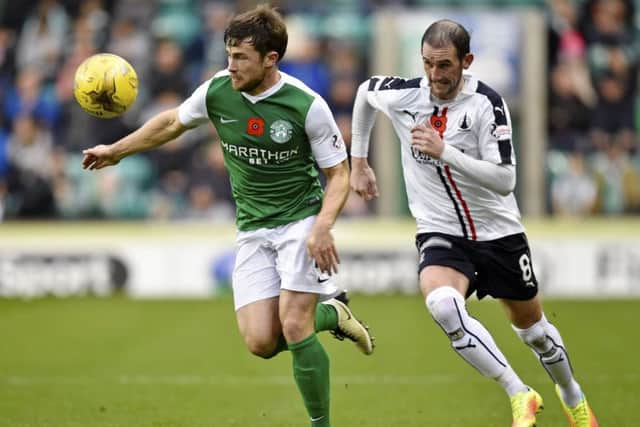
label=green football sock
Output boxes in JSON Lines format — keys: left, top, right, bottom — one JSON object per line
{"left": 314, "top": 303, "right": 339, "bottom": 332}
{"left": 288, "top": 333, "right": 331, "bottom": 427}
{"left": 272, "top": 304, "right": 339, "bottom": 355}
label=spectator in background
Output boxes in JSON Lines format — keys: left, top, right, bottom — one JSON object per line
{"left": 581, "top": 0, "right": 638, "bottom": 154}
{"left": 591, "top": 143, "right": 640, "bottom": 214}
{"left": 151, "top": 0, "right": 201, "bottom": 49}
{"left": 279, "top": 17, "right": 331, "bottom": 99}
{"left": 7, "top": 114, "right": 56, "bottom": 180}
{"left": 547, "top": 62, "right": 592, "bottom": 152}
{"left": 6, "top": 114, "right": 58, "bottom": 217}
{"left": 551, "top": 151, "right": 598, "bottom": 215}
{"left": 15, "top": 0, "right": 69, "bottom": 83}
{"left": 107, "top": 15, "right": 152, "bottom": 91}
{"left": 149, "top": 37, "right": 190, "bottom": 99}
{"left": 184, "top": 138, "right": 235, "bottom": 221}
{"left": 75, "top": 0, "right": 110, "bottom": 51}
{"left": 0, "top": 116, "right": 9, "bottom": 220}
{"left": 110, "top": 0, "right": 155, "bottom": 27}
{"left": 140, "top": 64, "right": 200, "bottom": 220}
{"left": 189, "top": 2, "right": 234, "bottom": 80}
{"left": 546, "top": 0, "right": 596, "bottom": 152}
{"left": 55, "top": 15, "right": 98, "bottom": 109}
{"left": 0, "top": 27, "right": 17, "bottom": 89}
{"left": 95, "top": 156, "right": 153, "bottom": 219}
{"left": 3, "top": 66, "right": 60, "bottom": 131}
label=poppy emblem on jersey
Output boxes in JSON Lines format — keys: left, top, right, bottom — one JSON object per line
{"left": 458, "top": 113, "right": 472, "bottom": 131}
{"left": 430, "top": 106, "right": 448, "bottom": 137}
{"left": 270, "top": 119, "right": 293, "bottom": 143}
{"left": 247, "top": 117, "right": 264, "bottom": 136}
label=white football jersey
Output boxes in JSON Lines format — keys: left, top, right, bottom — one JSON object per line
{"left": 365, "top": 73, "right": 524, "bottom": 241}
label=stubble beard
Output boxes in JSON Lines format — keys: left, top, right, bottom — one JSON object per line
{"left": 233, "top": 70, "right": 267, "bottom": 94}
{"left": 429, "top": 75, "right": 462, "bottom": 100}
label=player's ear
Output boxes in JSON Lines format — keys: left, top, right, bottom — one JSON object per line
{"left": 264, "top": 51, "right": 279, "bottom": 67}
{"left": 462, "top": 53, "right": 474, "bottom": 70}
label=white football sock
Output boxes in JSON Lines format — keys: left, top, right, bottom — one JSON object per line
{"left": 513, "top": 314, "right": 583, "bottom": 406}
{"left": 426, "top": 286, "right": 527, "bottom": 396}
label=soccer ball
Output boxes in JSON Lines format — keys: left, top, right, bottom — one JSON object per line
{"left": 74, "top": 53, "right": 138, "bottom": 119}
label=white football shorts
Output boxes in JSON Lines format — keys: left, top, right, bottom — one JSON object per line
{"left": 232, "top": 215, "right": 339, "bottom": 310}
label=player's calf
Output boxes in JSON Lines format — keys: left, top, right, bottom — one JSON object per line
{"left": 513, "top": 314, "right": 584, "bottom": 407}
{"left": 426, "top": 286, "right": 531, "bottom": 398}
{"left": 426, "top": 286, "right": 511, "bottom": 378}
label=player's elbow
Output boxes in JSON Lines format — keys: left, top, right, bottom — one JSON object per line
{"left": 164, "top": 108, "right": 188, "bottom": 136}
{"left": 495, "top": 181, "right": 515, "bottom": 196}
{"left": 495, "top": 165, "right": 516, "bottom": 196}
{"left": 324, "top": 159, "right": 350, "bottom": 183}
{"left": 496, "top": 186, "right": 513, "bottom": 197}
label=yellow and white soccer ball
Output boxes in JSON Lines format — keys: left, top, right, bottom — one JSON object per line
{"left": 74, "top": 53, "right": 138, "bottom": 119}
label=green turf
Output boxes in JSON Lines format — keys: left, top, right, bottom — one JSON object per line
{"left": 0, "top": 296, "right": 635, "bottom": 426}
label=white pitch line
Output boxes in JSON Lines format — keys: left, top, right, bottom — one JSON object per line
{"left": 3, "top": 374, "right": 465, "bottom": 386}
{"left": 2, "top": 373, "right": 638, "bottom": 386}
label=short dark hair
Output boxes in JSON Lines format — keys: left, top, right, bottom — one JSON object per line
{"left": 421, "top": 19, "right": 470, "bottom": 60}
{"left": 224, "top": 4, "right": 288, "bottom": 62}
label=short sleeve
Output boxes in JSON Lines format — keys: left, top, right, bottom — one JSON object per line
{"left": 365, "top": 75, "right": 422, "bottom": 116}
{"left": 178, "top": 78, "right": 213, "bottom": 128}
{"left": 306, "top": 97, "right": 347, "bottom": 169}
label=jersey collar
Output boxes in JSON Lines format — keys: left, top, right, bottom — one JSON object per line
{"left": 422, "top": 73, "right": 478, "bottom": 104}
{"left": 240, "top": 72, "right": 286, "bottom": 104}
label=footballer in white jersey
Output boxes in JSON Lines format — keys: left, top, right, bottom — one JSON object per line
{"left": 355, "top": 73, "right": 524, "bottom": 241}
{"left": 350, "top": 18, "right": 598, "bottom": 427}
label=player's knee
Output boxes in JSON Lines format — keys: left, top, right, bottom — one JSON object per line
{"left": 513, "top": 318, "right": 551, "bottom": 354}
{"left": 425, "top": 286, "right": 466, "bottom": 340}
{"left": 281, "top": 316, "right": 311, "bottom": 343}
{"left": 244, "top": 335, "right": 279, "bottom": 359}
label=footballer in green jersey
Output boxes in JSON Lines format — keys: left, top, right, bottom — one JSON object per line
{"left": 178, "top": 69, "right": 345, "bottom": 232}
{"left": 82, "top": 5, "right": 375, "bottom": 427}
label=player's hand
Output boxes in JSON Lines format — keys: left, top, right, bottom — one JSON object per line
{"left": 82, "top": 145, "right": 120, "bottom": 170}
{"left": 350, "top": 158, "right": 379, "bottom": 201}
{"left": 411, "top": 123, "right": 444, "bottom": 159}
{"left": 307, "top": 223, "right": 340, "bottom": 275}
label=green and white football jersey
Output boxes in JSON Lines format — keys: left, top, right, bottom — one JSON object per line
{"left": 178, "top": 70, "right": 347, "bottom": 231}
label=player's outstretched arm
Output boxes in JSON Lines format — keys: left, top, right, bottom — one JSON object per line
{"left": 82, "top": 108, "right": 190, "bottom": 170}
{"left": 350, "top": 80, "right": 380, "bottom": 201}
{"left": 307, "top": 159, "right": 350, "bottom": 275}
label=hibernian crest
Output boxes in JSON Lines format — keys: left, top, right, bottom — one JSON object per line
{"left": 270, "top": 119, "right": 293, "bottom": 143}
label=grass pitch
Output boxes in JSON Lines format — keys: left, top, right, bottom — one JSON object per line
{"left": 0, "top": 295, "right": 635, "bottom": 426}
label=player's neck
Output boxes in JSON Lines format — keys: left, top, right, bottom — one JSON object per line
{"left": 246, "top": 69, "right": 281, "bottom": 96}
{"left": 432, "top": 76, "right": 465, "bottom": 102}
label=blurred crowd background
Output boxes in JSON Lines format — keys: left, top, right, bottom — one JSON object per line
{"left": 0, "top": 0, "right": 637, "bottom": 221}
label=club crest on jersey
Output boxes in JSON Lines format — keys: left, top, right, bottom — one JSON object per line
{"left": 457, "top": 113, "right": 472, "bottom": 131}
{"left": 270, "top": 119, "right": 293, "bottom": 143}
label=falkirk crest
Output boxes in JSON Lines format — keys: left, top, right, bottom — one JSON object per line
{"left": 458, "top": 113, "right": 472, "bottom": 131}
